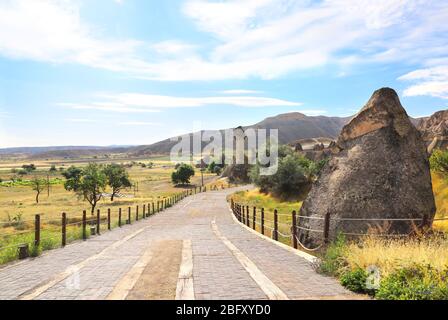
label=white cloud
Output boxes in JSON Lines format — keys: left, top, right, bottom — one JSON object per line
{"left": 399, "top": 65, "right": 448, "bottom": 99}
{"left": 0, "top": 0, "right": 447, "bottom": 81}
{"left": 60, "top": 93, "right": 302, "bottom": 113}
{"left": 220, "top": 90, "right": 261, "bottom": 95}
{"left": 65, "top": 118, "right": 97, "bottom": 123}
{"left": 151, "top": 40, "right": 197, "bottom": 56}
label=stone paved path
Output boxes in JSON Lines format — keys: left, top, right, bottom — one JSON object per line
{"left": 0, "top": 187, "right": 357, "bottom": 300}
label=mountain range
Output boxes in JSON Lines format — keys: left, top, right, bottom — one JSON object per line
{"left": 0, "top": 110, "right": 445, "bottom": 159}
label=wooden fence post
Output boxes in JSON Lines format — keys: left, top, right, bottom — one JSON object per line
{"left": 292, "top": 211, "right": 297, "bottom": 249}
{"left": 136, "top": 205, "right": 139, "bottom": 221}
{"left": 143, "top": 204, "right": 146, "bottom": 219}
{"left": 242, "top": 206, "right": 245, "bottom": 224}
{"left": 152, "top": 202, "right": 155, "bottom": 215}
{"left": 118, "top": 208, "right": 122, "bottom": 227}
{"left": 157, "top": 201, "right": 160, "bottom": 213}
{"left": 261, "top": 208, "right": 265, "bottom": 235}
{"left": 34, "top": 214, "right": 41, "bottom": 247}
{"left": 128, "top": 207, "right": 131, "bottom": 224}
{"left": 107, "top": 208, "right": 111, "bottom": 230}
{"left": 324, "top": 211, "right": 331, "bottom": 244}
{"left": 96, "top": 209, "right": 100, "bottom": 235}
{"left": 61, "top": 212, "right": 66, "bottom": 247}
{"left": 246, "top": 206, "right": 250, "bottom": 227}
{"left": 253, "top": 207, "right": 256, "bottom": 230}
{"left": 82, "top": 210, "right": 87, "bottom": 240}
{"left": 273, "top": 210, "right": 278, "bottom": 241}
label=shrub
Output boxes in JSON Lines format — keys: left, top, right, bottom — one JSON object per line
{"left": 250, "top": 152, "right": 325, "bottom": 200}
{"left": 172, "top": 163, "right": 195, "bottom": 185}
{"left": 318, "top": 234, "right": 348, "bottom": 276}
{"left": 340, "top": 268, "right": 370, "bottom": 294}
{"left": 376, "top": 264, "right": 448, "bottom": 300}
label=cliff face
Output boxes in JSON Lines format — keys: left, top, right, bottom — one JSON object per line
{"left": 299, "top": 88, "right": 436, "bottom": 245}
{"left": 417, "top": 110, "right": 448, "bottom": 153}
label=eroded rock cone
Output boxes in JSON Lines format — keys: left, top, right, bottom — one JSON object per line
{"left": 299, "top": 88, "right": 436, "bottom": 245}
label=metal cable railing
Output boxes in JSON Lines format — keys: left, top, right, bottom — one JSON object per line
{"left": 230, "top": 200, "right": 448, "bottom": 252}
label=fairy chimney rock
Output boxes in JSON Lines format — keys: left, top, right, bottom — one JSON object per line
{"left": 299, "top": 88, "right": 436, "bottom": 244}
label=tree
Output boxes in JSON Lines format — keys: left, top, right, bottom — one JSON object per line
{"left": 80, "top": 164, "right": 107, "bottom": 213}
{"left": 103, "top": 164, "right": 132, "bottom": 201}
{"left": 22, "top": 164, "right": 36, "bottom": 173}
{"left": 31, "top": 177, "right": 46, "bottom": 204}
{"left": 63, "top": 164, "right": 106, "bottom": 214}
{"left": 49, "top": 165, "right": 57, "bottom": 172}
{"left": 172, "top": 163, "right": 195, "bottom": 185}
{"left": 250, "top": 153, "right": 326, "bottom": 200}
{"left": 62, "top": 166, "right": 83, "bottom": 191}
{"left": 430, "top": 149, "right": 448, "bottom": 176}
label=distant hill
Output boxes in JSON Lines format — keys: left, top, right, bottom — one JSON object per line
{"left": 0, "top": 145, "right": 131, "bottom": 159}
{"left": 129, "top": 112, "right": 352, "bottom": 156}
{"left": 0, "top": 111, "right": 437, "bottom": 159}
{"left": 417, "top": 110, "right": 448, "bottom": 152}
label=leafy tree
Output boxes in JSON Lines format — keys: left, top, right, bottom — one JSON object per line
{"left": 430, "top": 149, "right": 448, "bottom": 176}
{"left": 49, "top": 165, "right": 57, "bottom": 172}
{"left": 208, "top": 161, "right": 223, "bottom": 175}
{"left": 62, "top": 166, "right": 83, "bottom": 191}
{"left": 63, "top": 164, "right": 106, "bottom": 214}
{"left": 172, "top": 163, "right": 195, "bottom": 185}
{"left": 31, "top": 177, "right": 47, "bottom": 204}
{"left": 103, "top": 164, "right": 132, "bottom": 201}
{"left": 250, "top": 153, "right": 326, "bottom": 200}
{"left": 22, "top": 164, "right": 36, "bottom": 172}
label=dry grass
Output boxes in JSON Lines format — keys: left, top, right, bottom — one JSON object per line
{"left": 0, "top": 159, "right": 217, "bottom": 224}
{"left": 230, "top": 189, "right": 302, "bottom": 244}
{"left": 431, "top": 172, "right": 448, "bottom": 232}
{"left": 343, "top": 235, "right": 448, "bottom": 277}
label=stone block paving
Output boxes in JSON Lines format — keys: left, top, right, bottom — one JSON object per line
{"left": 0, "top": 186, "right": 357, "bottom": 300}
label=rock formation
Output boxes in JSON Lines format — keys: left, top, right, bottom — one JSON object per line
{"left": 417, "top": 110, "right": 448, "bottom": 153}
{"left": 294, "top": 142, "right": 303, "bottom": 152}
{"left": 299, "top": 88, "right": 436, "bottom": 245}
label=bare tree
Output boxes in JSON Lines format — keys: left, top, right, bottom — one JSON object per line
{"left": 31, "top": 177, "right": 46, "bottom": 204}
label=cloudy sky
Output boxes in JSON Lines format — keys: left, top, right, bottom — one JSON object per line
{"left": 0, "top": 0, "right": 447, "bottom": 147}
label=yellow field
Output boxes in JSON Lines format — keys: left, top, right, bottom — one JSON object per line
{"left": 431, "top": 172, "right": 448, "bottom": 232}
{"left": 0, "top": 158, "right": 218, "bottom": 228}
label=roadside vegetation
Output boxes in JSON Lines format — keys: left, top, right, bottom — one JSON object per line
{"left": 319, "top": 234, "right": 448, "bottom": 299}
{"left": 232, "top": 146, "right": 448, "bottom": 300}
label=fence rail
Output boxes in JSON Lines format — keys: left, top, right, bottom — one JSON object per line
{"left": 0, "top": 182, "right": 236, "bottom": 261}
{"left": 230, "top": 200, "right": 448, "bottom": 252}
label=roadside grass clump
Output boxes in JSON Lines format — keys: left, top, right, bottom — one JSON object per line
{"left": 318, "top": 233, "right": 448, "bottom": 299}
{"left": 375, "top": 264, "right": 448, "bottom": 300}
{"left": 0, "top": 226, "right": 89, "bottom": 265}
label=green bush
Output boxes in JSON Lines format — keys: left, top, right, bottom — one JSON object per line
{"left": 376, "top": 265, "right": 448, "bottom": 300}
{"left": 340, "top": 268, "right": 376, "bottom": 295}
{"left": 318, "top": 234, "right": 347, "bottom": 276}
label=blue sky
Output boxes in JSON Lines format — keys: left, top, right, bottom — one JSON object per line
{"left": 0, "top": 0, "right": 447, "bottom": 148}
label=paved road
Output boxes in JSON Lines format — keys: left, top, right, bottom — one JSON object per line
{"left": 0, "top": 187, "right": 357, "bottom": 300}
